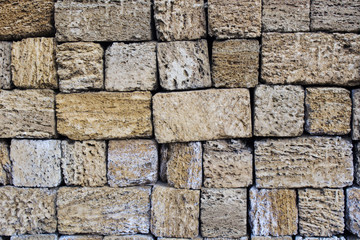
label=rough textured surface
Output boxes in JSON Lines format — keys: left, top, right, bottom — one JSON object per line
{"left": 212, "top": 39, "right": 259, "bottom": 88}
{"left": 108, "top": 140, "right": 158, "bottom": 187}
{"left": 0, "top": 90, "right": 55, "bottom": 138}
{"left": 61, "top": 140, "right": 107, "bottom": 187}
{"left": 253, "top": 238, "right": 292, "bottom": 240}
{"left": 262, "top": 33, "right": 360, "bottom": 86}
{"left": 299, "top": 189, "right": 345, "bottom": 236}
{"left": 296, "top": 238, "right": 346, "bottom": 240}
{"left": 347, "top": 188, "right": 360, "bottom": 237}
{"left": 203, "top": 140, "right": 252, "bottom": 188}
{"left": 11, "top": 235, "right": 58, "bottom": 240}
{"left": 255, "top": 137, "right": 353, "bottom": 188}
{"left": 157, "top": 40, "right": 210, "bottom": 90}
{"left": 0, "top": 42, "right": 11, "bottom": 89}
{"left": 160, "top": 142, "right": 202, "bottom": 189}
{"left": 305, "top": 88, "right": 351, "bottom": 135}
{"left": 153, "top": 89, "right": 252, "bottom": 143}
{"left": 0, "top": 0, "right": 54, "bottom": 40}
{"left": 11, "top": 38, "right": 57, "bottom": 89}
{"left": 356, "top": 143, "right": 360, "bottom": 186}
{"left": 254, "top": 85, "right": 304, "bottom": 137}
{"left": 352, "top": 89, "right": 360, "bottom": 140}
{"left": 55, "top": 0, "right": 152, "bottom": 42}
{"left": 60, "top": 236, "right": 102, "bottom": 240}
{"left": 151, "top": 184, "right": 200, "bottom": 238}
{"left": 0, "top": 141, "right": 10, "bottom": 185}
{"left": 58, "top": 187, "right": 151, "bottom": 235}
{"left": 249, "top": 188, "right": 298, "bottom": 236}
{"left": 56, "top": 42, "right": 103, "bottom": 93}
{"left": 104, "top": 236, "right": 153, "bottom": 240}
{"left": 105, "top": 42, "right": 157, "bottom": 91}
{"left": 0, "top": 186, "right": 56, "bottom": 235}
{"left": 201, "top": 188, "right": 247, "bottom": 238}
{"left": 56, "top": 92, "right": 152, "bottom": 140}
{"left": 262, "top": 0, "right": 310, "bottom": 32}
{"left": 208, "top": 0, "right": 261, "bottom": 39}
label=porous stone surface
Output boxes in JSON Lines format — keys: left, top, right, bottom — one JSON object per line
{"left": 299, "top": 188, "right": 345, "bottom": 236}
{"left": 157, "top": 40, "right": 211, "bottom": 90}
{"left": 296, "top": 238, "right": 346, "bottom": 240}
{"left": 55, "top": 0, "right": 152, "bottom": 42}
{"left": 60, "top": 236, "right": 102, "bottom": 240}
{"left": 0, "top": 0, "right": 54, "bottom": 40}
{"left": 0, "top": 186, "right": 57, "bottom": 235}
{"left": 105, "top": 42, "right": 157, "bottom": 91}
{"left": 347, "top": 188, "right": 360, "bottom": 237}
{"left": 153, "top": 89, "right": 252, "bottom": 143}
{"left": 254, "top": 85, "right": 304, "bottom": 137}
{"left": 107, "top": 140, "right": 158, "bottom": 187}
{"left": 352, "top": 89, "right": 360, "bottom": 140}
{"left": 262, "top": 33, "right": 360, "bottom": 86}
{"left": 151, "top": 184, "right": 200, "bottom": 238}
{"left": 212, "top": 39, "right": 259, "bottom": 88}
{"left": 262, "top": 0, "right": 310, "bottom": 32}
{"left": 11, "top": 38, "right": 57, "bottom": 89}
{"left": 255, "top": 137, "right": 353, "bottom": 188}
{"left": 0, "top": 141, "right": 10, "bottom": 185}
{"left": 208, "top": 0, "right": 261, "bottom": 39}
{"left": 203, "top": 140, "right": 252, "bottom": 188}
{"left": 56, "top": 42, "right": 104, "bottom": 93}
{"left": 356, "top": 143, "right": 360, "bottom": 185}
{"left": 201, "top": 188, "right": 247, "bottom": 238}
{"left": 104, "top": 236, "right": 153, "bottom": 240}
{"left": 61, "top": 140, "right": 107, "bottom": 187}
{"left": 11, "top": 139, "right": 61, "bottom": 187}
{"left": 0, "top": 42, "right": 11, "bottom": 89}
{"left": 154, "top": 0, "right": 206, "bottom": 41}
{"left": 58, "top": 186, "right": 151, "bottom": 235}
{"left": 11, "top": 235, "right": 58, "bottom": 240}
{"left": 311, "top": 0, "right": 360, "bottom": 32}
{"left": 160, "top": 142, "right": 202, "bottom": 189}
{"left": 253, "top": 238, "right": 292, "bottom": 240}
{"left": 0, "top": 89, "right": 55, "bottom": 138}
{"left": 249, "top": 188, "right": 298, "bottom": 236}
{"left": 56, "top": 92, "right": 152, "bottom": 140}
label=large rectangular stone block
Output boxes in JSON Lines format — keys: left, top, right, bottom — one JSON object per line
{"left": 11, "top": 235, "right": 58, "bottom": 240}
{"left": 347, "top": 188, "right": 360, "bottom": 237}
{"left": 352, "top": 89, "right": 360, "bottom": 140}
{"left": 0, "top": 42, "right": 11, "bottom": 89}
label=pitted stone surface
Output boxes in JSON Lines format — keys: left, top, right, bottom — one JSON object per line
{"left": 0, "top": 42, "right": 11, "bottom": 89}
{"left": 295, "top": 237, "right": 346, "bottom": 240}
{"left": 60, "top": 236, "right": 102, "bottom": 240}
{"left": 11, "top": 235, "right": 58, "bottom": 240}
{"left": 104, "top": 236, "right": 153, "bottom": 240}
{"left": 253, "top": 238, "right": 293, "bottom": 240}
{"left": 356, "top": 143, "right": 360, "bottom": 185}
{"left": 352, "top": 89, "right": 360, "bottom": 140}
{"left": 347, "top": 188, "right": 360, "bottom": 237}
{"left": 0, "top": 141, "right": 10, "bottom": 185}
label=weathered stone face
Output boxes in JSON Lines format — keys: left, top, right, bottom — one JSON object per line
{"left": 0, "top": 141, "right": 10, "bottom": 185}
{"left": 55, "top": 0, "right": 152, "bottom": 42}
{"left": 57, "top": 187, "right": 151, "bottom": 235}
{"left": 153, "top": 89, "right": 252, "bottom": 143}
{"left": 355, "top": 143, "right": 360, "bottom": 186}
{"left": 105, "top": 42, "right": 157, "bottom": 91}
{"left": 56, "top": 92, "right": 152, "bottom": 140}
{"left": 249, "top": 188, "right": 298, "bottom": 236}
{"left": 255, "top": 137, "right": 353, "bottom": 188}
{"left": 0, "top": 186, "right": 57, "bottom": 235}
{"left": 104, "top": 236, "right": 153, "bottom": 240}
{"left": 201, "top": 188, "right": 247, "bottom": 238}
{"left": 295, "top": 237, "right": 346, "bottom": 240}
{"left": 203, "top": 140, "right": 252, "bottom": 188}
{"left": 352, "top": 89, "right": 360, "bottom": 140}
{"left": 157, "top": 40, "right": 211, "bottom": 90}
{"left": 11, "top": 235, "right": 58, "bottom": 240}
{"left": 253, "top": 237, "right": 293, "bottom": 240}
{"left": 299, "top": 188, "right": 345, "bottom": 236}
{"left": 254, "top": 85, "right": 304, "bottom": 137}
{"left": 347, "top": 188, "right": 360, "bottom": 237}
{"left": 60, "top": 236, "right": 102, "bottom": 240}
{"left": 0, "top": 42, "right": 11, "bottom": 89}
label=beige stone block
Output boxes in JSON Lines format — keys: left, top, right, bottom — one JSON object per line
{"left": 255, "top": 137, "right": 353, "bottom": 188}
{"left": 0, "top": 186, "right": 56, "bottom": 235}
{"left": 347, "top": 188, "right": 360, "bottom": 237}
{"left": 11, "top": 38, "right": 57, "bottom": 89}
{"left": 160, "top": 142, "right": 202, "bottom": 189}
{"left": 153, "top": 89, "right": 252, "bottom": 143}
{"left": 203, "top": 140, "right": 252, "bottom": 188}
{"left": 104, "top": 236, "right": 153, "bottom": 240}
{"left": 56, "top": 92, "right": 152, "bottom": 140}
{"left": 253, "top": 237, "right": 292, "bottom": 240}
{"left": 205, "top": 238, "right": 247, "bottom": 240}
{"left": 355, "top": 143, "right": 360, "bottom": 185}
{"left": 108, "top": 140, "right": 158, "bottom": 187}
{"left": 299, "top": 189, "right": 345, "bottom": 236}
{"left": 352, "top": 89, "right": 360, "bottom": 140}
{"left": 11, "top": 235, "right": 58, "bottom": 240}
{"left": 57, "top": 187, "right": 151, "bottom": 235}
{"left": 60, "top": 237, "right": 102, "bottom": 240}
{"left": 296, "top": 237, "right": 346, "bottom": 240}
{"left": 0, "top": 42, "right": 11, "bottom": 89}
{"left": 0, "top": 141, "right": 10, "bottom": 185}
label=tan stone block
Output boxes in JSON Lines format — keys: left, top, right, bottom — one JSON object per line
{"left": 299, "top": 189, "right": 345, "bottom": 236}
{"left": 153, "top": 89, "right": 252, "bottom": 143}
{"left": 255, "top": 137, "right": 353, "bottom": 188}
{"left": 201, "top": 188, "right": 247, "bottom": 238}
{"left": 151, "top": 184, "right": 200, "bottom": 238}
{"left": 56, "top": 92, "right": 152, "bottom": 140}
{"left": 105, "top": 42, "right": 157, "bottom": 91}
{"left": 58, "top": 187, "right": 151, "bottom": 235}
{"left": 355, "top": 143, "right": 360, "bottom": 185}
{"left": 60, "top": 236, "right": 102, "bottom": 240}
{"left": 160, "top": 238, "right": 202, "bottom": 240}
{"left": 296, "top": 237, "right": 346, "bottom": 240}
{"left": 347, "top": 188, "right": 360, "bottom": 237}
{"left": 157, "top": 40, "right": 210, "bottom": 90}
{"left": 55, "top": 0, "right": 152, "bottom": 42}
{"left": 203, "top": 140, "right": 252, "bottom": 188}
{"left": 0, "top": 0, "right": 54, "bottom": 40}
{"left": 0, "top": 186, "right": 56, "bottom": 235}
{"left": 205, "top": 238, "right": 247, "bottom": 240}
{"left": 104, "top": 236, "right": 153, "bottom": 240}
{"left": 254, "top": 85, "right": 304, "bottom": 137}
{"left": 11, "top": 38, "right": 57, "bottom": 89}
{"left": 208, "top": 0, "right": 261, "bottom": 39}
{"left": 253, "top": 237, "right": 292, "bottom": 240}
{"left": 160, "top": 142, "right": 202, "bottom": 189}
{"left": 305, "top": 88, "right": 351, "bottom": 135}
{"left": 0, "top": 141, "right": 10, "bottom": 185}
{"left": 262, "top": 33, "right": 360, "bottom": 86}
{"left": 250, "top": 188, "right": 298, "bottom": 236}
{"left": 352, "top": 89, "right": 360, "bottom": 140}
{"left": 11, "top": 235, "right": 58, "bottom": 240}
{"left": 61, "top": 140, "right": 106, "bottom": 187}
{"left": 107, "top": 139, "right": 158, "bottom": 187}
{"left": 212, "top": 39, "right": 259, "bottom": 88}
{"left": 0, "top": 42, "right": 11, "bottom": 89}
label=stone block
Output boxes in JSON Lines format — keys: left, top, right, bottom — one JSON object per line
{"left": 296, "top": 237, "right": 346, "bottom": 240}
{"left": 347, "top": 188, "right": 360, "bottom": 237}
{"left": 355, "top": 143, "right": 360, "bottom": 185}
{"left": 104, "top": 236, "right": 153, "bottom": 240}
{"left": 0, "top": 141, "right": 10, "bottom": 185}
{"left": 253, "top": 238, "right": 292, "bottom": 240}
{"left": 11, "top": 235, "right": 58, "bottom": 240}
{"left": 60, "top": 237, "right": 102, "bottom": 240}
{"left": 0, "top": 42, "right": 11, "bottom": 89}
{"left": 352, "top": 89, "right": 360, "bottom": 140}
